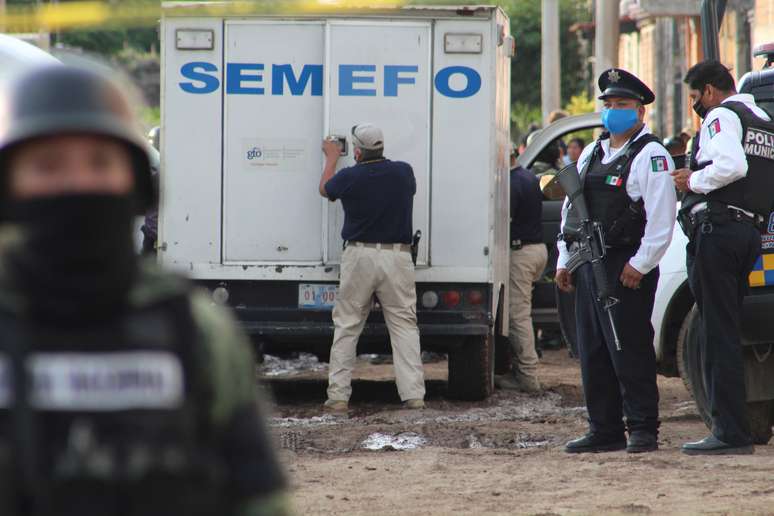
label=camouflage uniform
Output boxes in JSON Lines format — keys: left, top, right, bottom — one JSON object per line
{"left": 0, "top": 243, "right": 290, "bottom": 515}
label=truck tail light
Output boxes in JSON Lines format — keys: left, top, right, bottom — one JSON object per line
{"left": 441, "top": 290, "right": 461, "bottom": 308}
{"left": 421, "top": 291, "right": 439, "bottom": 309}
{"left": 466, "top": 289, "right": 484, "bottom": 305}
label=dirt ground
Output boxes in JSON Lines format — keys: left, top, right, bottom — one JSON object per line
{"left": 261, "top": 350, "right": 774, "bottom": 515}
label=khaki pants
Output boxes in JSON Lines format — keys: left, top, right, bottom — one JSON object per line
{"left": 327, "top": 243, "right": 426, "bottom": 402}
{"left": 508, "top": 244, "right": 548, "bottom": 379}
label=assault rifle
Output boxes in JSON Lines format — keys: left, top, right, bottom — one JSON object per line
{"left": 556, "top": 164, "right": 623, "bottom": 351}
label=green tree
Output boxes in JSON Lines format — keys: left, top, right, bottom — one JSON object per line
{"left": 412, "top": 0, "right": 589, "bottom": 109}
{"left": 505, "top": 0, "right": 589, "bottom": 109}
{"left": 7, "top": 0, "right": 159, "bottom": 54}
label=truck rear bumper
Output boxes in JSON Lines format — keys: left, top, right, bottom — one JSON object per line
{"left": 241, "top": 321, "right": 490, "bottom": 338}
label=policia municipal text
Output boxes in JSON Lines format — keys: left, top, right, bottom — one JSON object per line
{"left": 673, "top": 60, "right": 773, "bottom": 455}
{"left": 0, "top": 66, "right": 289, "bottom": 515}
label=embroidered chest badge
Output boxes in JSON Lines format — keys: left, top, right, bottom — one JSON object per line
{"left": 708, "top": 118, "right": 721, "bottom": 138}
{"left": 650, "top": 156, "right": 668, "bottom": 172}
{"left": 605, "top": 175, "right": 623, "bottom": 187}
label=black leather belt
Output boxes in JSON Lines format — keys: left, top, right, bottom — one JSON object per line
{"left": 690, "top": 206, "right": 765, "bottom": 231}
{"left": 679, "top": 204, "right": 766, "bottom": 238}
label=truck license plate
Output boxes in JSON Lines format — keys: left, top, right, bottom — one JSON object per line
{"left": 298, "top": 284, "right": 338, "bottom": 310}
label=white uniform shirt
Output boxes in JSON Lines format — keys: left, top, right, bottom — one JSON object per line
{"left": 556, "top": 125, "right": 677, "bottom": 275}
{"left": 689, "top": 93, "right": 771, "bottom": 194}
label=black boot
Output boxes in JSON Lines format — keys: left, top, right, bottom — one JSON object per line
{"left": 681, "top": 435, "right": 754, "bottom": 456}
{"left": 565, "top": 433, "right": 626, "bottom": 454}
{"left": 626, "top": 430, "right": 658, "bottom": 453}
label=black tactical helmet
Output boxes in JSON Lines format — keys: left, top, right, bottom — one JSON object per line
{"left": 0, "top": 65, "right": 154, "bottom": 211}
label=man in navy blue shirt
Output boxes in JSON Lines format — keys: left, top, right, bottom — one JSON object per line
{"left": 495, "top": 144, "right": 548, "bottom": 393}
{"left": 319, "top": 123, "right": 426, "bottom": 412}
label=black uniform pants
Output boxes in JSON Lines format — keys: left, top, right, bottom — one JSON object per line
{"left": 575, "top": 246, "right": 660, "bottom": 437}
{"left": 686, "top": 219, "right": 760, "bottom": 446}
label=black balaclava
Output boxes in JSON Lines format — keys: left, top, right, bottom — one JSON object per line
{"left": 5, "top": 193, "right": 137, "bottom": 327}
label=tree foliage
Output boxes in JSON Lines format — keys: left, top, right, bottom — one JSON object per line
{"left": 412, "top": 0, "right": 590, "bottom": 108}
{"left": 7, "top": 0, "right": 159, "bottom": 54}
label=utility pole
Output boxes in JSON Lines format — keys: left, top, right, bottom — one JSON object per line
{"left": 541, "top": 0, "right": 561, "bottom": 124}
{"left": 594, "top": 0, "right": 620, "bottom": 110}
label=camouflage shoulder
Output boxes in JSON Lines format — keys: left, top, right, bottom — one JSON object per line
{"left": 188, "top": 289, "right": 259, "bottom": 428}
{"left": 127, "top": 259, "right": 193, "bottom": 308}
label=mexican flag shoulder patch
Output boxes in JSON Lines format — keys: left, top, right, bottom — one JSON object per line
{"left": 605, "top": 175, "right": 623, "bottom": 187}
{"left": 708, "top": 118, "right": 721, "bottom": 138}
{"left": 650, "top": 155, "right": 668, "bottom": 172}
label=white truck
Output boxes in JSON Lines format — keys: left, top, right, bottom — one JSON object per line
{"left": 159, "top": 4, "right": 514, "bottom": 399}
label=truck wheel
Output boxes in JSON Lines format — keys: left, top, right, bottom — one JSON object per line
{"left": 676, "top": 305, "right": 713, "bottom": 429}
{"left": 677, "top": 305, "right": 774, "bottom": 445}
{"left": 494, "top": 334, "right": 512, "bottom": 375}
{"left": 748, "top": 401, "right": 774, "bottom": 445}
{"left": 447, "top": 333, "right": 494, "bottom": 401}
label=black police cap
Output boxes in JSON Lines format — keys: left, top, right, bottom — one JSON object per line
{"left": 597, "top": 68, "right": 655, "bottom": 105}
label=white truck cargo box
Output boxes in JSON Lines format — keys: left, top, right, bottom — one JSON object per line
{"left": 160, "top": 4, "right": 512, "bottom": 399}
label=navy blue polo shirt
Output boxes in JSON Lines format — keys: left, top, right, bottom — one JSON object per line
{"left": 510, "top": 166, "right": 543, "bottom": 244}
{"left": 325, "top": 158, "right": 415, "bottom": 244}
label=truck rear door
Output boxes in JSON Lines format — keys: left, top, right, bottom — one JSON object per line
{"left": 223, "top": 21, "right": 325, "bottom": 264}
{"left": 222, "top": 19, "right": 431, "bottom": 267}
{"left": 323, "top": 21, "right": 432, "bottom": 266}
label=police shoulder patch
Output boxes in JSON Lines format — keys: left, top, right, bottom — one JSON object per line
{"left": 650, "top": 155, "right": 668, "bottom": 172}
{"left": 708, "top": 118, "right": 721, "bottom": 138}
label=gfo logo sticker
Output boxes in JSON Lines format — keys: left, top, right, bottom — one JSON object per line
{"left": 246, "top": 147, "right": 263, "bottom": 160}
{"left": 767, "top": 212, "right": 774, "bottom": 234}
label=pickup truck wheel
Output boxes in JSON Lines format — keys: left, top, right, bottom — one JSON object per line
{"left": 676, "top": 305, "right": 712, "bottom": 429}
{"left": 447, "top": 333, "right": 494, "bottom": 401}
{"left": 677, "top": 305, "right": 774, "bottom": 445}
{"left": 748, "top": 401, "right": 774, "bottom": 445}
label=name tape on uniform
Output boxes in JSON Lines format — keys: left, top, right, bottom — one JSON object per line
{"left": 744, "top": 128, "right": 774, "bottom": 160}
{"left": 0, "top": 351, "right": 184, "bottom": 411}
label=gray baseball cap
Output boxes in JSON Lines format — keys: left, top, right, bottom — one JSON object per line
{"left": 351, "top": 123, "right": 384, "bottom": 151}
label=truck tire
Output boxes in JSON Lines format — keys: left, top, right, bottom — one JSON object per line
{"left": 677, "top": 305, "right": 774, "bottom": 445}
{"left": 494, "top": 333, "right": 512, "bottom": 375}
{"left": 748, "top": 401, "right": 774, "bottom": 445}
{"left": 447, "top": 333, "right": 494, "bottom": 401}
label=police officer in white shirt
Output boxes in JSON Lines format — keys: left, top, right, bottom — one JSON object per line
{"left": 673, "top": 60, "right": 774, "bottom": 456}
{"left": 556, "top": 69, "right": 677, "bottom": 454}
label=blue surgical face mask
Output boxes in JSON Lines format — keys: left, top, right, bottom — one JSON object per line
{"left": 602, "top": 108, "right": 639, "bottom": 135}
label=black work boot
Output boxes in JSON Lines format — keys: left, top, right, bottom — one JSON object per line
{"left": 681, "top": 435, "right": 754, "bottom": 456}
{"left": 626, "top": 431, "right": 658, "bottom": 453}
{"left": 565, "top": 433, "right": 626, "bottom": 454}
